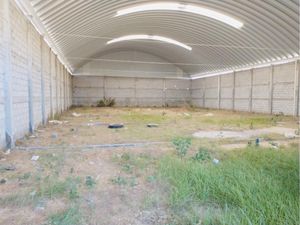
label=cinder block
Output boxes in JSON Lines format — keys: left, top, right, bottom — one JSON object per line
{"left": 273, "top": 63, "right": 295, "bottom": 83}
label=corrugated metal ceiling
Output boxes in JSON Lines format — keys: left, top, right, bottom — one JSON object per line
{"left": 27, "top": 0, "right": 299, "bottom": 77}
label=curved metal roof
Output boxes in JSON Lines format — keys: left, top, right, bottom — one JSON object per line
{"left": 25, "top": 0, "right": 299, "bottom": 78}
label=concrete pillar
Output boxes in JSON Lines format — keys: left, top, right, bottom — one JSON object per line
{"left": 249, "top": 69, "right": 253, "bottom": 112}
{"left": 55, "top": 56, "right": 59, "bottom": 113}
{"left": 203, "top": 78, "right": 206, "bottom": 108}
{"left": 40, "top": 37, "right": 46, "bottom": 125}
{"left": 27, "top": 21, "right": 34, "bottom": 133}
{"left": 217, "top": 76, "right": 221, "bottom": 109}
{"left": 3, "top": 0, "right": 14, "bottom": 148}
{"left": 49, "top": 49, "right": 53, "bottom": 118}
{"left": 163, "top": 79, "right": 166, "bottom": 107}
{"left": 232, "top": 72, "right": 236, "bottom": 111}
{"left": 103, "top": 76, "right": 106, "bottom": 98}
{"left": 134, "top": 77, "right": 137, "bottom": 106}
{"left": 269, "top": 65, "right": 274, "bottom": 114}
{"left": 294, "top": 60, "right": 300, "bottom": 116}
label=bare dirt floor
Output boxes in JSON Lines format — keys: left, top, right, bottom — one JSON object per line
{"left": 0, "top": 107, "right": 299, "bottom": 225}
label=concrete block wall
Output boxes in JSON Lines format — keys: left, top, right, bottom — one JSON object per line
{"left": 72, "top": 76, "right": 190, "bottom": 107}
{"left": 0, "top": 0, "right": 72, "bottom": 149}
{"left": 191, "top": 61, "right": 300, "bottom": 116}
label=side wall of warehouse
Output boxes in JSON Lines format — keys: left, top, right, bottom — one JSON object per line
{"left": 191, "top": 61, "right": 300, "bottom": 116}
{"left": 0, "top": 0, "right": 72, "bottom": 149}
{"left": 72, "top": 76, "right": 191, "bottom": 107}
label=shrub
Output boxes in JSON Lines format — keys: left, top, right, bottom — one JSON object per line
{"left": 192, "top": 147, "right": 211, "bottom": 162}
{"left": 172, "top": 137, "right": 192, "bottom": 158}
{"left": 96, "top": 97, "right": 115, "bottom": 107}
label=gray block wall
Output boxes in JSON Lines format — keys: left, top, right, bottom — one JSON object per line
{"left": 73, "top": 76, "right": 191, "bottom": 107}
{"left": 191, "top": 61, "right": 300, "bottom": 116}
{"left": 0, "top": 0, "right": 72, "bottom": 149}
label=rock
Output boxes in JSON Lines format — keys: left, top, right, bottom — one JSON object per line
{"left": 205, "top": 113, "right": 214, "bottom": 117}
{"left": 31, "top": 155, "right": 40, "bottom": 161}
{"left": 108, "top": 124, "right": 124, "bottom": 129}
{"left": 51, "top": 133, "right": 58, "bottom": 139}
{"left": 213, "top": 158, "right": 219, "bottom": 164}
{"left": 72, "top": 112, "right": 81, "bottom": 117}
{"left": 1, "top": 164, "right": 16, "bottom": 171}
{"left": 0, "top": 178, "right": 7, "bottom": 184}
{"left": 4, "top": 149, "right": 11, "bottom": 155}
{"left": 147, "top": 123, "right": 159, "bottom": 128}
{"left": 49, "top": 120, "right": 68, "bottom": 125}
{"left": 183, "top": 113, "right": 191, "bottom": 117}
{"left": 284, "top": 133, "right": 296, "bottom": 139}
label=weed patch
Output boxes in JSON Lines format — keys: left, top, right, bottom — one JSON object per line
{"left": 159, "top": 144, "right": 299, "bottom": 224}
{"left": 48, "top": 205, "right": 84, "bottom": 225}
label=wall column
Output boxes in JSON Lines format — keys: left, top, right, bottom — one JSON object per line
{"left": 40, "top": 37, "right": 46, "bottom": 124}
{"left": 3, "top": 0, "right": 14, "bottom": 148}
{"left": 232, "top": 72, "right": 236, "bottom": 111}
{"left": 49, "top": 50, "right": 53, "bottom": 118}
{"left": 293, "top": 60, "right": 300, "bottom": 116}
{"left": 269, "top": 65, "right": 274, "bottom": 114}
{"left": 217, "top": 76, "right": 221, "bottom": 109}
{"left": 27, "top": 21, "right": 34, "bottom": 133}
{"left": 249, "top": 69, "right": 253, "bottom": 112}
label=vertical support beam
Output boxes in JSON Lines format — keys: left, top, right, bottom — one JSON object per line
{"left": 103, "top": 76, "right": 106, "bottom": 98}
{"left": 269, "top": 65, "right": 274, "bottom": 114}
{"left": 27, "top": 21, "right": 34, "bottom": 133}
{"left": 293, "top": 60, "right": 300, "bottom": 116}
{"left": 49, "top": 49, "right": 53, "bottom": 118}
{"left": 217, "top": 76, "right": 221, "bottom": 109}
{"left": 202, "top": 78, "right": 206, "bottom": 108}
{"left": 232, "top": 71, "right": 236, "bottom": 111}
{"left": 55, "top": 56, "right": 59, "bottom": 114}
{"left": 249, "top": 69, "right": 253, "bottom": 113}
{"left": 134, "top": 77, "right": 137, "bottom": 107}
{"left": 3, "top": 0, "right": 14, "bottom": 148}
{"left": 163, "top": 79, "right": 166, "bottom": 107}
{"left": 40, "top": 36, "right": 46, "bottom": 125}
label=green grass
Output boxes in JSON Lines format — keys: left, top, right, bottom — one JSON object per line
{"left": 121, "top": 111, "right": 168, "bottom": 123}
{"left": 48, "top": 205, "right": 84, "bottom": 225}
{"left": 159, "top": 144, "right": 299, "bottom": 225}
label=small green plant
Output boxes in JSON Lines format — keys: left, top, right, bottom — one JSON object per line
{"left": 192, "top": 147, "right": 211, "bottom": 162}
{"left": 96, "top": 97, "right": 115, "bottom": 107}
{"left": 111, "top": 176, "right": 127, "bottom": 185}
{"left": 172, "top": 137, "right": 192, "bottom": 158}
{"left": 122, "top": 164, "right": 134, "bottom": 173}
{"left": 48, "top": 206, "right": 83, "bottom": 225}
{"left": 85, "top": 176, "right": 96, "bottom": 188}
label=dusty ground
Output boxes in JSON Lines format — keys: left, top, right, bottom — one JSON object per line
{"left": 0, "top": 107, "right": 298, "bottom": 225}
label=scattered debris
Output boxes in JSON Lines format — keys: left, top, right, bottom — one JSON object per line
{"left": 29, "top": 135, "right": 37, "bottom": 138}
{"left": 183, "top": 113, "right": 191, "bottom": 117}
{"left": 72, "top": 112, "right": 81, "bottom": 117}
{"left": 205, "top": 113, "right": 214, "bottom": 117}
{"left": 108, "top": 124, "right": 124, "bottom": 129}
{"left": 147, "top": 123, "right": 159, "bottom": 128}
{"left": 255, "top": 138, "right": 260, "bottom": 146}
{"left": 51, "top": 132, "right": 58, "bottom": 139}
{"left": 31, "top": 155, "right": 40, "bottom": 161}
{"left": 213, "top": 158, "right": 220, "bottom": 164}
{"left": 4, "top": 149, "right": 10, "bottom": 155}
{"left": 0, "top": 178, "right": 6, "bottom": 184}
{"left": 284, "top": 132, "right": 297, "bottom": 139}
{"left": 0, "top": 164, "right": 16, "bottom": 171}
{"left": 49, "top": 120, "right": 68, "bottom": 125}
{"left": 86, "top": 122, "right": 107, "bottom": 127}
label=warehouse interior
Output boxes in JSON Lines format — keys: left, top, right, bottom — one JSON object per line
{"left": 0, "top": 1, "right": 299, "bottom": 224}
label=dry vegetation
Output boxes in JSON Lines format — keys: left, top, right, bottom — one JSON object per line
{"left": 0, "top": 107, "right": 299, "bottom": 225}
